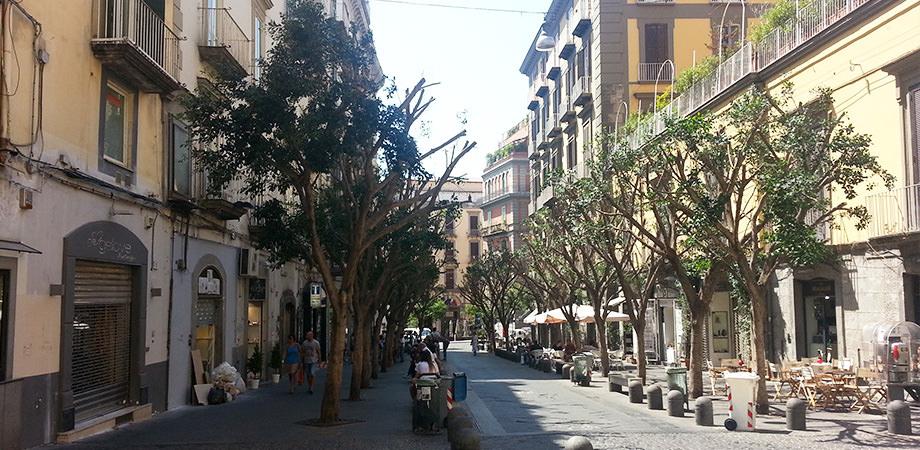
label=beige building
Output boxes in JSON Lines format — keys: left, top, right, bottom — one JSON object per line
{"left": 481, "top": 120, "right": 530, "bottom": 252}
{"left": 0, "top": 0, "right": 372, "bottom": 447}
{"left": 434, "top": 181, "right": 482, "bottom": 339}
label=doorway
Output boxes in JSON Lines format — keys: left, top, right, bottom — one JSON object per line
{"left": 0, "top": 268, "right": 10, "bottom": 381}
{"left": 799, "top": 279, "right": 837, "bottom": 359}
{"left": 194, "top": 267, "right": 223, "bottom": 373}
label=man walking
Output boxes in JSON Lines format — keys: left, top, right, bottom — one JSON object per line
{"left": 301, "top": 331, "right": 322, "bottom": 394}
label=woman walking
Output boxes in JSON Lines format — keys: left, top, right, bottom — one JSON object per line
{"left": 284, "top": 335, "right": 301, "bottom": 393}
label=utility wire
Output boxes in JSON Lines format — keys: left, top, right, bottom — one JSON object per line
{"left": 370, "top": 0, "right": 544, "bottom": 15}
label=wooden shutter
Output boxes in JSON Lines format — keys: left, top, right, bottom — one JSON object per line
{"left": 644, "top": 24, "right": 668, "bottom": 64}
{"left": 910, "top": 84, "right": 920, "bottom": 184}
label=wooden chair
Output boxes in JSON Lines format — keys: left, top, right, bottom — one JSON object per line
{"left": 849, "top": 368, "right": 886, "bottom": 413}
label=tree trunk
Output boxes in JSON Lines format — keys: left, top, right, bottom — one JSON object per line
{"left": 370, "top": 318, "right": 382, "bottom": 380}
{"left": 501, "top": 321, "right": 511, "bottom": 350}
{"left": 565, "top": 317, "right": 582, "bottom": 348}
{"left": 383, "top": 323, "right": 397, "bottom": 369}
{"left": 748, "top": 283, "right": 771, "bottom": 413}
{"left": 634, "top": 320, "right": 647, "bottom": 384}
{"left": 488, "top": 331, "right": 497, "bottom": 353}
{"left": 349, "top": 312, "right": 367, "bottom": 400}
{"left": 320, "top": 304, "right": 348, "bottom": 423}
{"left": 596, "top": 315, "right": 610, "bottom": 376}
{"left": 688, "top": 301, "right": 709, "bottom": 398}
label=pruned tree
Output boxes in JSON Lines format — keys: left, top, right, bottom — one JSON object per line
{"left": 645, "top": 85, "right": 891, "bottom": 410}
{"left": 460, "top": 250, "right": 529, "bottom": 351}
{"left": 183, "top": 2, "right": 473, "bottom": 423}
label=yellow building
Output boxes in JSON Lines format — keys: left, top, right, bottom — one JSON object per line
{"left": 435, "top": 181, "right": 482, "bottom": 339}
{"left": 621, "top": 0, "right": 920, "bottom": 363}
{"left": 0, "top": 0, "right": 372, "bottom": 446}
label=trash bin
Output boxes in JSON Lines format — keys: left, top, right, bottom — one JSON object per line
{"left": 413, "top": 378, "right": 444, "bottom": 433}
{"left": 453, "top": 372, "right": 467, "bottom": 402}
{"left": 666, "top": 367, "right": 688, "bottom": 404}
{"left": 572, "top": 354, "right": 592, "bottom": 386}
{"left": 723, "top": 372, "right": 760, "bottom": 431}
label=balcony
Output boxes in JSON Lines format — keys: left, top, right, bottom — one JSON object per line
{"left": 623, "top": 0, "right": 873, "bottom": 152}
{"left": 547, "top": 66, "right": 561, "bottom": 81}
{"left": 91, "top": 0, "right": 182, "bottom": 93}
{"left": 547, "top": 113, "right": 562, "bottom": 138}
{"left": 483, "top": 223, "right": 509, "bottom": 237}
{"left": 468, "top": 228, "right": 481, "bottom": 237}
{"left": 560, "top": 92, "right": 576, "bottom": 122}
{"left": 538, "top": 128, "right": 552, "bottom": 150}
{"left": 638, "top": 62, "right": 674, "bottom": 83}
{"left": 532, "top": 73, "right": 549, "bottom": 98}
{"left": 573, "top": 76, "right": 593, "bottom": 106}
{"left": 573, "top": 0, "right": 592, "bottom": 37}
{"left": 199, "top": 7, "right": 252, "bottom": 77}
{"left": 193, "top": 170, "right": 247, "bottom": 221}
{"left": 864, "top": 184, "right": 920, "bottom": 240}
{"left": 559, "top": 43, "right": 577, "bottom": 60}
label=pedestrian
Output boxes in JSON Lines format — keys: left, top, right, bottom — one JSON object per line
{"left": 471, "top": 333, "right": 478, "bottom": 357}
{"left": 300, "top": 331, "right": 322, "bottom": 394}
{"left": 441, "top": 334, "right": 450, "bottom": 361}
{"left": 284, "top": 335, "right": 301, "bottom": 394}
{"left": 426, "top": 327, "right": 441, "bottom": 358}
{"left": 409, "top": 347, "right": 440, "bottom": 400}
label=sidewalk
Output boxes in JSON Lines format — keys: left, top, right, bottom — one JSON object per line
{"left": 52, "top": 362, "right": 450, "bottom": 450}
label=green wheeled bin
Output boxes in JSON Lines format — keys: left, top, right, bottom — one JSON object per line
{"left": 412, "top": 377, "right": 443, "bottom": 434}
{"left": 572, "top": 354, "right": 592, "bottom": 386}
{"left": 666, "top": 366, "right": 689, "bottom": 408}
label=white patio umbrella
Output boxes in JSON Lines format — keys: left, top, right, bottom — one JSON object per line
{"left": 522, "top": 309, "right": 540, "bottom": 325}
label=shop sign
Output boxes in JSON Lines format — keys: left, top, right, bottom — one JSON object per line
{"left": 198, "top": 269, "right": 221, "bottom": 295}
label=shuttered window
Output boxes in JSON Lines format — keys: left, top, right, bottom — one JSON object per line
{"left": 910, "top": 84, "right": 920, "bottom": 184}
{"left": 644, "top": 24, "right": 669, "bottom": 64}
{"left": 72, "top": 261, "right": 133, "bottom": 422}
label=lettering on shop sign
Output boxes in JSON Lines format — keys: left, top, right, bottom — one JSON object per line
{"left": 87, "top": 231, "right": 135, "bottom": 262}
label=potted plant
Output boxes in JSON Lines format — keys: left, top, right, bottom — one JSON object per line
{"left": 270, "top": 342, "right": 283, "bottom": 384}
{"left": 246, "top": 345, "right": 263, "bottom": 389}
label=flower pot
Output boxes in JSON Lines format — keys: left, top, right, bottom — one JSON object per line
{"left": 272, "top": 373, "right": 281, "bottom": 384}
{"left": 248, "top": 379, "right": 260, "bottom": 390}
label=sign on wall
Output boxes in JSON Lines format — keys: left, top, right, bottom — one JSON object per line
{"left": 310, "top": 283, "right": 323, "bottom": 308}
{"left": 249, "top": 278, "right": 266, "bottom": 300}
{"left": 198, "top": 269, "right": 221, "bottom": 295}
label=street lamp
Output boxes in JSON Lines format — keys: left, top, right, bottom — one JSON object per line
{"left": 614, "top": 100, "right": 629, "bottom": 137}
{"left": 535, "top": 23, "right": 556, "bottom": 52}
{"left": 718, "top": 0, "right": 747, "bottom": 61}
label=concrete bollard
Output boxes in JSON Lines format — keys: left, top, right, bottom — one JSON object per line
{"left": 448, "top": 416, "right": 474, "bottom": 444}
{"left": 647, "top": 385, "right": 663, "bottom": 410}
{"left": 563, "top": 364, "right": 573, "bottom": 380}
{"left": 452, "top": 428, "right": 482, "bottom": 450}
{"left": 888, "top": 385, "right": 906, "bottom": 402}
{"left": 608, "top": 376, "right": 618, "bottom": 393}
{"left": 667, "top": 390, "right": 684, "bottom": 417}
{"left": 695, "top": 396, "right": 713, "bottom": 426}
{"left": 564, "top": 436, "right": 594, "bottom": 450}
{"left": 786, "top": 398, "right": 806, "bottom": 431}
{"left": 447, "top": 406, "right": 471, "bottom": 430}
{"left": 628, "top": 380, "right": 644, "bottom": 404}
{"left": 887, "top": 400, "right": 912, "bottom": 435}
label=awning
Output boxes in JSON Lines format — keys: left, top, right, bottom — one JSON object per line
{"left": 0, "top": 239, "right": 41, "bottom": 254}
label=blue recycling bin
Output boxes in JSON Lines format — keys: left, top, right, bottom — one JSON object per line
{"left": 452, "top": 372, "right": 467, "bottom": 402}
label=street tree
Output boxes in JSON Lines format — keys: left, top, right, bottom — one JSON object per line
{"left": 460, "top": 250, "right": 530, "bottom": 351}
{"left": 645, "top": 86, "right": 891, "bottom": 410}
{"left": 182, "top": 2, "right": 473, "bottom": 423}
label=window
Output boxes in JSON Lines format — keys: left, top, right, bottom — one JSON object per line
{"left": 719, "top": 24, "right": 742, "bottom": 52}
{"left": 583, "top": 118, "right": 593, "bottom": 162}
{"left": 102, "top": 80, "right": 135, "bottom": 168}
{"left": 470, "top": 242, "right": 480, "bottom": 261}
{"left": 445, "top": 270, "right": 455, "bottom": 290}
{"left": 910, "top": 83, "right": 920, "bottom": 184}
{"left": 644, "top": 24, "right": 669, "bottom": 64}
{"left": 171, "top": 120, "right": 192, "bottom": 197}
{"left": 501, "top": 205, "right": 507, "bottom": 223}
{"left": 567, "top": 135, "right": 578, "bottom": 170}
{"left": 469, "top": 215, "right": 479, "bottom": 230}
{"left": 0, "top": 268, "right": 9, "bottom": 381}
{"left": 445, "top": 244, "right": 455, "bottom": 261}
{"left": 485, "top": 209, "right": 491, "bottom": 224}
{"left": 445, "top": 217, "right": 455, "bottom": 232}
{"left": 253, "top": 16, "right": 264, "bottom": 78}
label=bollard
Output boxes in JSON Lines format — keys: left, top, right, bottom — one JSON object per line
{"left": 647, "top": 385, "right": 663, "bottom": 410}
{"left": 667, "top": 390, "right": 684, "bottom": 417}
{"left": 628, "top": 380, "right": 644, "bottom": 404}
{"left": 786, "top": 398, "right": 806, "bottom": 431}
{"left": 563, "top": 364, "right": 573, "bottom": 380}
{"left": 564, "top": 436, "right": 593, "bottom": 450}
{"left": 608, "top": 375, "right": 618, "bottom": 393}
{"left": 888, "top": 385, "right": 905, "bottom": 402}
{"left": 448, "top": 416, "right": 474, "bottom": 444}
{"left": 447, "top": 405, "right": 471, "bottom": 430}
{"left": 887, "top": 400, "right": 912, "bottom": 435}
{"left": 452, "top": 428, "right": 482, "bottom": 450}
{"left": 695, "top": 396, "right": 713, "bottom": 426}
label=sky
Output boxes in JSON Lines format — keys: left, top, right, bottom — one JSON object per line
{"left": 368, "top": 0, "right": 552, "bottom": 181}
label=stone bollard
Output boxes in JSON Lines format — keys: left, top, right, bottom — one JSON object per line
{"left": 887, "top": 400, "right": 912, "bottom": 435}
{"left": 563, "top": 364, "right": 574, "bottom": 380}
{"left": 564, "top": 436, "right": 594, "bottom": 450}
{"left": 608, "top": 375, "right": 618, "bottom": 393}
{"left": 647, "top": 385, "right": 663, "bottom": 410}
{"left": 667, "top": 390, "right": 684, "bottom": 417}
{"left": 628, "top": 380, "right": 644, "bottom": 404}
{"left": 786, "top": 398, "right": 806, "bottom": 431}
{"left": 448, "top": 416, "right": 475, "bottom": 445}
{"left": 452, "top": 428, "right": 482, "bottom": 450}
{"left": 695, "top": 396, "right": 713, "bottom": 426}
{"left": 447, "top": 406, "right": 471, "bottom": 430}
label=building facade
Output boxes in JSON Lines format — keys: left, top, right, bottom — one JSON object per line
{"left": 481, "top": 120, "right": 530, "bottom": 252}
{"left": 0, "top": 0, "right": 371, "bottom": 447}
{"left": 434, "top": 181, "right": 482, "bottom": 339}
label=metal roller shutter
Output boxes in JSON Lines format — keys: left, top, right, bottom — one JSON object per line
{"left": 72, "top": 260, "right": 133, "bottom": 423}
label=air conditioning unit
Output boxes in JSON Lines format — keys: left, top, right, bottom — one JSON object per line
{"left": 239, "top": 248, "right": 259, "bottom": 278}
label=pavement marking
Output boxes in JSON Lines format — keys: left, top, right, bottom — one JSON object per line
{"left": 463, "top": 380, "right": 508, "bottom": 437}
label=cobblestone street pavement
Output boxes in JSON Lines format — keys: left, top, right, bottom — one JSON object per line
{"left": 48, "top": 344, "right": 920, "bottom": 450}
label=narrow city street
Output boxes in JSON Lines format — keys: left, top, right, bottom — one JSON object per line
{"left": 52, "top": 343, "right": 920, "bottom": 450}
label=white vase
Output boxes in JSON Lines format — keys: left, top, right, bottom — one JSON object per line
{"left": 272, "top": 373, "right": 281, "bottom": 384}
{"left": 248, "top": 379, "right": 260, "bottom": 390}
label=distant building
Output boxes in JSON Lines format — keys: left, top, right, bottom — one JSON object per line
{"left": 481, "top": 120, "right": 530, "bottom": 252}
{"left": 434, "top": 181, "right": 482, "bottom": 338}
